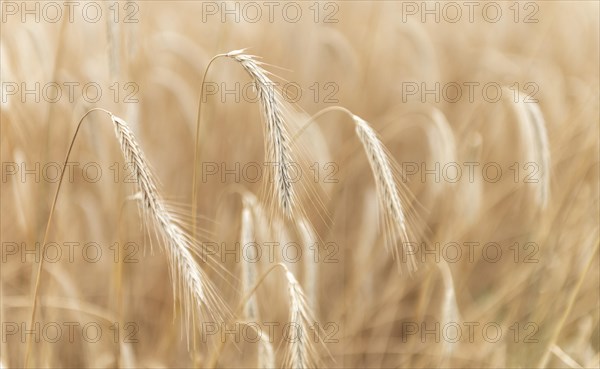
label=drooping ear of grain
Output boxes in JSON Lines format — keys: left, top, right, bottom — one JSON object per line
{"left": 226, "top": 50, "right": 296, "bottom": 218}
{"left": 352, "top": 114, "right": 416, "bottom": 272}
{"left": 111, "top": 114, "right": 227, "bottom": 332}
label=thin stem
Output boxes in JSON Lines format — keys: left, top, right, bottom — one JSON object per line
{"left": 291, "top": 106, "right": 355, "bottom": 144}
{"left": 191, "top": 54, "right": 227, "bottom": 238}
{"left": 190, "top": 53, "right": 225, "bottom": 365}
{"left": 24, "top": 108, "right": 113, "bottom": 368}
{"left": 114, "top": 194, "right": 139, "bottom": 368}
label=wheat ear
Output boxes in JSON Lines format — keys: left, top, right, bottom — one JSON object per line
{"left": 24, "top": 109, "right": 226, "bottom": 367}
{"left": 352, "top": 115, "right": 416, "bottom": 271}
{"left": 292, "top": 107, "right": 416, "bottom": 272}
{"left": 111, "top": 114, "right": 227, "bottom": 328}
{"left": 225, "top": 49, "right": 296, "bottom": 218}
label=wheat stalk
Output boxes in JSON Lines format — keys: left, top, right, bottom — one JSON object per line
{"left": 438, "top": 261, "right": 460, "bottom": 363}
{"left": 297, "top": 217, "right": 319, "bottom": 314}
{"left": 240, "top": 200, "right": 259, "bottom": 321}
{"left": 225, "top": 49, "right": 296, "bottom": 218}
{"left": 550, "top": 344, "right": 584, "bottom": 369}
{"left": 111, "top": 114, "right": 227, "bottom": 328}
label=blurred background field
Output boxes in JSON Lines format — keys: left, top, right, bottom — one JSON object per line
{"left": 1, "top": 1, "right": 599, "bottom": 368}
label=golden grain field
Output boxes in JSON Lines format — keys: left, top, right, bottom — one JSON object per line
{"left": 1, "top": 1, "right": 599, "bottom": 368}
